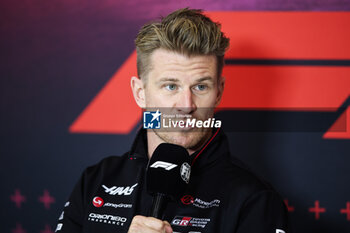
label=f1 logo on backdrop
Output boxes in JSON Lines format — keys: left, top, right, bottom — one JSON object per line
{"left": 69, "top": 12, "right": 350, "bottom": 139}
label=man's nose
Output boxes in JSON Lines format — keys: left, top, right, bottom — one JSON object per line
{"left": 175, "top": 88, "right": 197, "bottom": 114}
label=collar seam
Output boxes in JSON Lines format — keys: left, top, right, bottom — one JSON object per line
{"left": 191, "top": 128, "right": 221, "bottom": 166}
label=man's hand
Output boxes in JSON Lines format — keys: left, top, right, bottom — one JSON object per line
{"left": 128, "top": 215, "right": 173, "bottom": 233}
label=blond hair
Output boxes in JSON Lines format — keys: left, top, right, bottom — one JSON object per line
{"left": 135, "top": 8, "right": 230, "bottom": 81}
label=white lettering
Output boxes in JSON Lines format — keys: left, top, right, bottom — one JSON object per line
{"left": 59, "top": 211, "right": 64, "bottom": 220}
{"left": 172, "top": 219, "right": 181, "bottom": 225}
{"left": 89, "top": 213, "right": 127, "bottom": 222}
{"left": 104, "top": 203, "right": 132, "bottom": 208}
{"left": 186, "top": 118, "right": 196, "bottom": 127}
{"left": 203, "top": 118, "right": 211, "bottom": 128}
{"left": 178, "top": 121, "right": 184, "bottom": 127}
{"left": 163, "top": 119, "right": 169, "bottom": 128}
{"left": 171, "top": 120, "right": 178, "bottom": 127}
{"left": 55, "top": 223, "right": 63, "bottom": 232}
{"left": 196, "top": 120, "right": 203, "bottom": 127}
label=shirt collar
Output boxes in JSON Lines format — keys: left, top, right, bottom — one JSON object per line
{"left": 128, "top": 128, "right": 229, "bottom": 169}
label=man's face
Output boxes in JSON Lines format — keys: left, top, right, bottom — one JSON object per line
{"left": 137, "top": 48, "right": 224, "bottom": 150}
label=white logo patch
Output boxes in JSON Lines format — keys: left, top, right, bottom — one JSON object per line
{"left": 180, "top": 162, "right": 191, "bottom": 183}
{"left": 102, "top": 183, "right": 138, "bottom": 196}
{"left": 171, "top": 216, "right": 210, "bottom": 229}
{"left": 150, "top": 161, "right": 178, "bottom": 170}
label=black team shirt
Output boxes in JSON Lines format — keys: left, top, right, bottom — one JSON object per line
{"left": 56, "top": 128, "right": 288, "bottom": 233}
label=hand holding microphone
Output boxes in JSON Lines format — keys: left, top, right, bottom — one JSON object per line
{"left": 128, "top": 215, "right": 173, "bottom": 233}
{"left": 128, "top": 143, "right": 191, "bottom": 233}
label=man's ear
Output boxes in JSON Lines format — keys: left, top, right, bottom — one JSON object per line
{"left": 215, "top": 76, "right": 225, "bottom": 107}
{"left": 131, "top": 76, "right": 146, "bottom": 109}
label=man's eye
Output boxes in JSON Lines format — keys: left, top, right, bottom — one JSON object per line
{"left": 165, "top": 84, "right": 177, "bottom": 91}
{"left": 194, "top": 84, "right": 207, "bottom": 91}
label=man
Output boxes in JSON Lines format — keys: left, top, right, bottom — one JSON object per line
{"left": 56, "top": 8, "right": 288, "bottom": 233}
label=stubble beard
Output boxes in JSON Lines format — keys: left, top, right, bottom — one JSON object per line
{"left": 148, "top": 107, "right": 216, "bottom": 152}
{"left": 153, "top": 128, "right": 212, "bottom": 151}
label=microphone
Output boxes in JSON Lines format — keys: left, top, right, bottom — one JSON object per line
{"left": 146, "top": 143, "right": 191, "bottom": 219}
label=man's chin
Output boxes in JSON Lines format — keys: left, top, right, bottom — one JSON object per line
{"left": 154, "top": 130, "right": 210, "bottom": 151}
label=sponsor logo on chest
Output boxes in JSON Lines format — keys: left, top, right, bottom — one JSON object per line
{"left": 92, "top": 196, "right": 132, "bottom": 209}
{"left": 171, "top": 216, "right": 210, "bottom": 229}
{"left": 181, "top": 195, "right": 220, "bottom": 209}
{"left": 88, "top": 212, "right": 127, "bottom": 226}
{"left": 102, "top": 183, "right": 138, "bottom": 196}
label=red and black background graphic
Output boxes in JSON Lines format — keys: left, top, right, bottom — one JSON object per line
{"left": 1, "top": 0, "right": 350, "bottom": 232}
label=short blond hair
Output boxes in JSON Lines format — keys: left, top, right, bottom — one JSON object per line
{"left": 135, "top": 8, "right": 230, "bottom": 81}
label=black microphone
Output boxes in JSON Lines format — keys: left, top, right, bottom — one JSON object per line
{"left": 146, "top": 143, "right": 191, "bottom": 219}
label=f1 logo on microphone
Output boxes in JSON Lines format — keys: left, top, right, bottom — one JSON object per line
{"left": 150, "top": 161, "right": 177, "bottom": 170}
